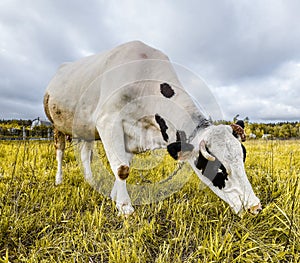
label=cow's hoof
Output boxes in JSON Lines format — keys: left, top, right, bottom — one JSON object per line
{"left": 55, "top": 176, "right": 62, "bottom": 185}
{"left": 84, "top": 173, "right": 95, "bottom": 185}
{"left": 55, "top": 180, "right": 62, "bottom": 185}
{"left": 116, "top": 203, "right": 134, "bottom": 216}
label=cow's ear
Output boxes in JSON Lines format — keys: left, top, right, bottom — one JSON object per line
{"left": 231, "top": 123, "right": 246, "bottom": 142}
{"left": 167, "top": 142, "right": 181, "bottom": 160}
{"left": 167, "top": 142, "right": 194, "bottom": 160}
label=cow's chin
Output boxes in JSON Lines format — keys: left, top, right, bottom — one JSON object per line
{"left": 217, "top": 170, "right": 262, "bottom": 216}
{"left": 225, "top": 198, "right": 262, "bottom": 217}
{"left": 235, "top": 203, "right": 262, "bottom": 217}
{"left": 248, "top": 203, "right": 263, "bottom": 215}
{"left": 226, "top": 194, "right": 262, "bottom": 217}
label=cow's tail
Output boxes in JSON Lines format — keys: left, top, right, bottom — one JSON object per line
{"left": 43, "top": 92, "right": 54, "bottom": 123}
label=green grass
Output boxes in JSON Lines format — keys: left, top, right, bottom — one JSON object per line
{"left": 0, "top": 140, "right": 299, "bottom": 262}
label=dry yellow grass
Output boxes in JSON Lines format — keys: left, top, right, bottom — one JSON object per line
{"left": 0, "top": 139, "right": 299, "bottom": 262}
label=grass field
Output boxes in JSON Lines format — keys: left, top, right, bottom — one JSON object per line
{"left": 0, "top": 139, "right": 299, "bottom": 262}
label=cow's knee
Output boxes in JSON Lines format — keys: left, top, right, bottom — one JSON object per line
{"left": 118, "top": 165, "right": 129, "bottom": 180}
{"left": 54, "top": 128, "right": 66, "bottom": 151}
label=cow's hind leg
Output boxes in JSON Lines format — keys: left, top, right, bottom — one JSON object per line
{"left": 54, "top": 128, "right": 66, "bottom": 185}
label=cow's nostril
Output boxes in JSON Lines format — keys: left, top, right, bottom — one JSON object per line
{"left": 248, "top": 203, "right": 262, "bottom": 215}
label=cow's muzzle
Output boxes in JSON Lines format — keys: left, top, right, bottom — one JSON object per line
{"left": 248, "top": 203, "right": 262, "bottom": 215}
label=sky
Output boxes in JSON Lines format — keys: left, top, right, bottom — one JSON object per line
{"left": 0, "top": 0, "right": 299, "bottom": 123}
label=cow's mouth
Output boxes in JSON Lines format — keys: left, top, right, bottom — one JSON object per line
{"left": 248, "top": 203, "right": 262, "bottom": 215}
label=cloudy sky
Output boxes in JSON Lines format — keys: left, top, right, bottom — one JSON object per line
{"left": 1, "top": 0, "right": 299, "bottom": 122}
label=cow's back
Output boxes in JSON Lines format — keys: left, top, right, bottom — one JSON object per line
{"left": 44, "top": 41, "right": 170, "bottom": 138}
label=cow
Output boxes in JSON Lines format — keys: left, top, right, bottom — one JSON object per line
{"left": 44, "top": 41, "right": 262, "bottom": 216}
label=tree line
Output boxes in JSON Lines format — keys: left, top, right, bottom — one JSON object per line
{"left": 217, "top": 120, "right": 300, "bottom": 139}
{"left": 0, "top": 119, "right": 299, "bottom": 140}
{"left": 0, "top": 119, "right": 52, "bottom": 139}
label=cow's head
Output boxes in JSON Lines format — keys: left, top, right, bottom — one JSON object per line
{"left": 168, "top": 124, "right": 262, "bottom": 216}
{"left": 196, "top": 125, "right": 261, "bottom": 215}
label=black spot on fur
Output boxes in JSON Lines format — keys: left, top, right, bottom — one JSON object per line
{"left": 195, "top": 150, "right": 208, "bottom": 171}
{"left": 195, "top": 142, "right": 246, "bottom": 189}
{"left": 241, "top": 144, "right": 246, "bottom": 162}
{"left": 213, "top": 165, "right": 228, "bottom": 189}
{"left": 155, "top": 114, "right": 169, "bottom": 142}
{"left": 160, "top": 83, "right": 175, "bottom": 98}
{"left": 236, "top": 120, "right": 245, "bottom": 129}
{"left": 195, "top": 148, "right": 228, "bottom": 189}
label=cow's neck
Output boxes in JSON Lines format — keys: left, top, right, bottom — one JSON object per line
{"left": 186, "top": 118, "right": 212, "bottom": 143}
{"left": 123, "top": 113, "right": 211, "bottom": 154}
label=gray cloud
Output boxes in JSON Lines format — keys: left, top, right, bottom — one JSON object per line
{"left": 0, "top": 0, "right": 299, "bottom": 122}
{"left": 213, "top": 61, "right": 300, "bottom": 121}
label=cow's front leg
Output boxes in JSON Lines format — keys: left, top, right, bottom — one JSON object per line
{"left": 80, "top": 140, "right": 94, "bottom": 184}
{"left": 110, "top": 165, "right": 134, "bottom": 216}
{"left": 96, "top": 122, "right": 134, "bottom": 216}
{"left": 109, "top": 161, "right": 134, "bottom": 216}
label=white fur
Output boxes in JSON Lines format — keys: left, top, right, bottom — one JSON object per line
{"left": 80, "top": 141, "right": 94, "bottom": 183}
{"left": 46, "top": 41, "right": 260, "bottom": 216}
{"left": 55, "top": 149, "right": 63, "bottom": 185}
{"left": 110, "top": 179, "right": 134, "bottom": 216}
